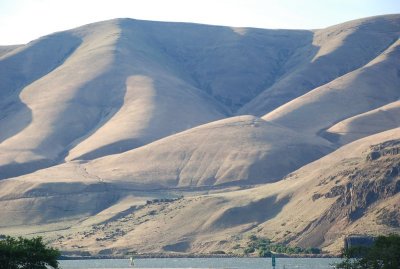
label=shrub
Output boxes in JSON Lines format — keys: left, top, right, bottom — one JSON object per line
{"left": 244, "top": 247, "right": 255, "bottom": 254}
{"left": 210, "top": 250, "right": 226, "bottom": 254}
{"left": 258, "top": 247, "right": 272, "bottom": 257}
{"left": 248, "top": 234, "right": 258, "bottom": 241}
{"left": 0, "top": 236, "right": 60, "bottom": 269}
{"left": 336, "top": 234, "right": 400, "bottom": 269}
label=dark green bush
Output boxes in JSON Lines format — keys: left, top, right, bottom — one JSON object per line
{"left": 336, "top": 234, "right": 400, "bottom": 269}
{"left": 0, "top": 236, "right": 60, "bottom": 269}
{"left": 243, "top": 235, "right": 321, "bottom": 257}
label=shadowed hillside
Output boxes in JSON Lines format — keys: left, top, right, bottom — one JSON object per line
{"left": 0, "top": 14, "right": 399, "bottom": 256}
{"left": 240, "top": 14, "right": 400, "bottom": 116}
{"left": 1, "top": 15, "right": 399, "bottom": 180}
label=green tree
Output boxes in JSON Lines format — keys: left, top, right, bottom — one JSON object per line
{"left": 0, "top": 236, "right": 60, "bottom": 269}
{"left": 248, "top": 234, "right": 258, "bottom": 241}
{"left": 305, "top": 247, "right": 321, "bottom": 254}
{"left": 336, "top": 234, "right": 400, "bottom": 269}
{"left": 258, "top": 247, "right": 272, "bottom": 257}
{"left": 0, "top": 236, "right": 19, "bottom": 269}
{"left": 243, "top": 246, "right": 255, "bottom": 254}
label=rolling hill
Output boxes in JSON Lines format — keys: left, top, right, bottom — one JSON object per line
{"left": 0, "top": 14, "right": 399, "bottom": 255}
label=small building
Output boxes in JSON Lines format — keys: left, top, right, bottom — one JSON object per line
{"left": 344, "top": 235, "right": 375, "bottom": 250}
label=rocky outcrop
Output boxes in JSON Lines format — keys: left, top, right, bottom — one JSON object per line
{"left": 295, "top": 139, "right": 400, "bottom": 248}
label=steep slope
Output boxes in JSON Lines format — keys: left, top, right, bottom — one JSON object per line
{"left": 325, "top": 100, "right": 400, "bottom": 145}
{"left": 90, "top": 128, "right": 400, "bottom": 254}
{"left": 0, "top": 15, "right": 399, "bottom": 256}
{"left": 1, "top": 128, "right": 396, "bottom": 255}
{"left": 0, "top": 32, "right": 82, "bottom": 146}
{"left": 0, "top": 19, "right": 314, "bottom": 180}
{"left": 262, "top": 128, "right": 400, "bottom": 252}
{"left": 0, "top": 21, "right": 128, "bottom": 179}
{"left": 82, "top": 115, "right": 332, "bottom": 187}
{"left": 240, "top": 14, "right": 400, "bottom": 116}
{"left": 0, "top": 116, "right": 333, "bottom": 196}
{"left": 0, "top": 45, "right": 22, "bottom": 58}
{"left": 65, "top": 19, "right": 310, "bottom": 161}
{"left": 1, "top": 16, "right": 399, "bottom": 180}
{"left": 138, "top": 21, "right": 311, "bottom": 112}
{"left": 0, "top": 20, "right": 236, "bottom": 179}
{"left": 167, "top": 128, "right": 399, "bottom": 254}
{"left": 262, "top": 38, "right": 400, "bottom": 138}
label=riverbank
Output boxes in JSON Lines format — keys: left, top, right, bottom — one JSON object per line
{"left": 60, "top": 253, "right": 238, "bottom": 260}
{"left": 60, "top": 252, "right": 338, "bottom": 260}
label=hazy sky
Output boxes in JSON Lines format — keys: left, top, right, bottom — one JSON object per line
{"left": 0, "top": 0, "right": 399, "bottom": 45}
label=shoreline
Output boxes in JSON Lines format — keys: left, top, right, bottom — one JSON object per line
{"left": 60, "top": 253, "right": 339, "bottom": 260}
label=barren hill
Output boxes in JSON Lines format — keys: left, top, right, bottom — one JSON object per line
{"left": 0, "top": 116, "right": 332, "bottom": 194}
{"left": 0, "top": 15, "right": 399, "bottom": 255}
{"left": 1, "top": 128, "right": 396, "bottom": 255}
{"left": 262, "top": 38, "right": 400, "bottom": 137}
{"left": 326, "top": 100, "right": 400, "bottom": 145}
{"left": 1, "top": 15, "right": 399, "bottom": 180}
{"left": 240, "top": 14, "right": 400, "bottom": 116}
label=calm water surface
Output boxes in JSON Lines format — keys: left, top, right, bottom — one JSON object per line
{"left": 59, "top": 258, "right": 340, "bottom": 269}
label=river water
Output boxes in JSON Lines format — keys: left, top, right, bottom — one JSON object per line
{"left": 59, "top": 258, "right": 340, "bottom": 269}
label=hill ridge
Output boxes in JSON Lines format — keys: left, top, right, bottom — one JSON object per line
{"left": 0, "top": 14, "right": 399, "bottom": 256}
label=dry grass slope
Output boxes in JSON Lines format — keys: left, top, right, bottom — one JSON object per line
{"left": 0, "top": 15, "right": 399, "bottom": 256}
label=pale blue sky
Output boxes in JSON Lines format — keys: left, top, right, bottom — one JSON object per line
{"left": 0, "top": 0, "right": 399, "bottom": 45}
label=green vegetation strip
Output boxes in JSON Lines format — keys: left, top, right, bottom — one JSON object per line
{"left": 243, "top": 235, "right": 321, "bottom": 257}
